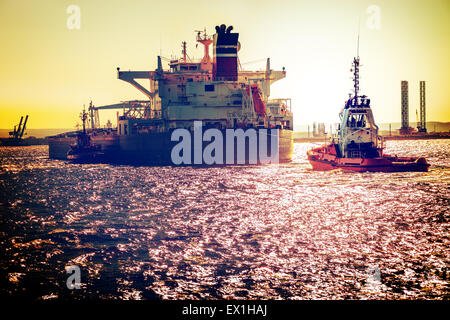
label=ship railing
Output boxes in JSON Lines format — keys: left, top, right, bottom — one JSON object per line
{"left": 267, "top": 98, "right": 292, "bottom": 115}
{"left": 227, "top": 111, "right": 253, "bottom": 123}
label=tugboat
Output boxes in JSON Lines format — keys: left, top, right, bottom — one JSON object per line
{"left": 307, "top": 56, "right": 430, "bottom": 172}
{"left": 67, "top": 107, "right": 102, "bottom": 162}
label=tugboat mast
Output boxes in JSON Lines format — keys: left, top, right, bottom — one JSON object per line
{"left": 353, "top": 57, "right": 360, "bottom": 100}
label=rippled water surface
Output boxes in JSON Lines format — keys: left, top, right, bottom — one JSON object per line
{"left": 0, "top": 140, "right": 449, "bottom": 300}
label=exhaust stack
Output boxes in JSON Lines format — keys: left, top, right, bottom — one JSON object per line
{"left": 213, "top": 24, "right": 239, "bottom": 81}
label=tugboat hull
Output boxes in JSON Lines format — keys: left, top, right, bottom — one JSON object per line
{"left": 307, "top": 147, "right": 430, "bottom": 172}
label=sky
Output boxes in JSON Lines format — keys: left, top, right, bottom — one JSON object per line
{"left": 0, "top": 0, "right": 449, "bottom": 129}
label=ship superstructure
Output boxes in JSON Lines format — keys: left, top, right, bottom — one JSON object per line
{"left": 115, "top": 24, "right": 292, "bottom": 135}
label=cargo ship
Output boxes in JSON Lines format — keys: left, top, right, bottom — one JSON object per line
{"left": 307, "top": 56, "right": 430, "bottom": 172}
{"left": 48, "top": 24, "right": 294, "bottom": 165}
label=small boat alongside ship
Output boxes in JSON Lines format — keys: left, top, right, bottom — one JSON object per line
{"left": 66, "top": 133, "right": 102, "bottom": 162}
{"left": 307, "top": 56, "right": 430, "bottom": 172}
{"left": 66, "top": 108, "right": 103, "bottom": 162}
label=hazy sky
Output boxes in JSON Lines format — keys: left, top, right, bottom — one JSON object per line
{"left": 0, "top": 0, "right": 449, "bottom": 129}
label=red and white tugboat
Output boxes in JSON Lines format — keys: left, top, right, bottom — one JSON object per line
{"left": 307, "top": 56, "right": 430, "bottom": 172}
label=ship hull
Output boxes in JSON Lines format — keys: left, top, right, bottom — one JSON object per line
{"left": 48, "top": 129, "right": 293, "bottom": 165}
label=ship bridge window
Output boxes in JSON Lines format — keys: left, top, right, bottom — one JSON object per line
{"left": 189, "top": 66, "right": 197, "bottom": 70}
{"left": 350, "top": 151, "right": 362, "bottom": 158}
{"left": 205, "top": 84, "right": 215, "bottom": 92}
{"left": 348, "top": 114, "right": 369, "bottom": 128}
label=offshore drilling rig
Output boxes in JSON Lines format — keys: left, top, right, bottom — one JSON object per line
{"left": 400, "top": 81, "right": 427, "bottom": 135}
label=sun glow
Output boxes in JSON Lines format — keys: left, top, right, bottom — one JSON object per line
{"left": 0, "top": 0, "right": 448, "bottom": 129}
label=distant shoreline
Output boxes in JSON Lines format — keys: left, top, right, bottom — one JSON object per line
{"left": 0, "top": 129, "right": 73, "bottom": 139}
{"left": 294, "top": 133, "right": 450, "bottom": 143}
{"left": 2, "top": 127, "right": 449, "bottom": 138}
{"left": 1, "top": 121, "right": 449, "bottom": 139}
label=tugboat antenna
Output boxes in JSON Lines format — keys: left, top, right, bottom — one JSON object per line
{"left": 357, "top": 18, "right": 360, "bottom": 58}
{"left": 353, "top": 19, "right": 361, "bottom": 100}
{"left": 357, "top": 33, "right": 360, "bottom": 58}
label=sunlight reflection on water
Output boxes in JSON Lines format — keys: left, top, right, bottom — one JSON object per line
{"left": 0, "top": 140, "right": 448, "bottom": 299}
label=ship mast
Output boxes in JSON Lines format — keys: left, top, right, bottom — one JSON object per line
{"left": 196, "top": 28, "right": 213, "bottom": 71}
{"left": 80, "top": 105, "right": 88, "bottom": 134}
{"left": 182, "top": 41, "right": 187, "bottom": 62}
